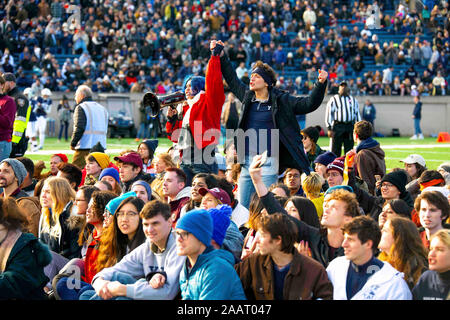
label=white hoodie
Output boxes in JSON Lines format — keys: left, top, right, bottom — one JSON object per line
{"left": 326, "top": 256, "right": 412, "bottom": 300}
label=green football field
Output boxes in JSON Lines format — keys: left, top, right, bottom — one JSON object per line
{"left": 24, "top": 136, "right": 450, "bottom": 171}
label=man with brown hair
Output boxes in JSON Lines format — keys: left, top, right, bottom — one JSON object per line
{"left": 249, "top": 154, "right": 360, "bottom": 267}
{"left": 235, "top": 213, "right": 333, "bottom": 300}
{"left": 162, "top": 167, "right": 191, "bottom": 226}
{"left": 347, "top": 120, "right": 386, "bottom": 195}
{"left": 326, "top": 216, "right": 412, "bottom": 300}
{"left": 414, "top": 190, "right": 450, "bottom": 249}
{"left": 283, "top": 168, "right": 304, "bottom": 196}
{"left": 82, "top": 200, "right": 185, "bottom": 300}
{"left": 212, "top": 40, "right": 328, "bottom": 210}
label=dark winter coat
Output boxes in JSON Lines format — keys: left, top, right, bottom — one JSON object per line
{"left": 220, "top": 54, "right": 327, "bottom": 174}
{"left": 235, "top": 250, "right": 333, "bottom": 300}
{"left": 0, "top": 232, "right": 52, "bottom": 299}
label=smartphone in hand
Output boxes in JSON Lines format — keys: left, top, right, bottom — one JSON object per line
{"left": 258, "top": 150, "right": 268, "bottom": 168}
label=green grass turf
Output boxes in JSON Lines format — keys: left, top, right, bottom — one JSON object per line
{"left": 24, "top": 136, "right": 450, "bottom": 171}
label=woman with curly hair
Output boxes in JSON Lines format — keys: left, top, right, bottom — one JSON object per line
{"left": 95, "top": 197, "right": 146, "bottom": 272}
{"left": 378, "top": 216, "right": 429, "bottom": 289}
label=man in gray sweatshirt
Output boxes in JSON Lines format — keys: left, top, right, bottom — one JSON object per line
{"left": 80, "top": 200, "right": 186, "bottom": 300}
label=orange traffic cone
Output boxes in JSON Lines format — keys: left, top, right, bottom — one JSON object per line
{"left": 437, "top": 132, "right": 450, "bottom": 142}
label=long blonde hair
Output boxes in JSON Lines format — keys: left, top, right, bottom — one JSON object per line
{"left": 40, "top": 177, "right": 76, "bottom": 238}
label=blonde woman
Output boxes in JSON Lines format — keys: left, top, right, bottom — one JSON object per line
{"left": 301, "top": 172, "right": 325, "bottom": 220}
{"left": 150, "top": 152, "right": 176, "bottom": 199}
{"left": 38, "top": 177, "right": 82, "bottom": 260}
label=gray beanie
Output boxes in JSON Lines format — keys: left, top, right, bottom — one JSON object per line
{"left": 1, "top": 158, "right": 27, "bottom": 186}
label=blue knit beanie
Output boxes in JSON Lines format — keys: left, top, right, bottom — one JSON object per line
{"left": 131, "top": 180, "right": 152, "bottom": 201}
{"left": 208, "top": 205, "right": 232, "bottom": 247}
{"left": 176, "top": 209, "right": 213, "bottom": 247}
{"left": 314, "top": 151, "right": 337, "bottom": 166}
{"left": 184, "top": 75, "right": 205, "bottom": 96}
{"left": 324, "top": 185, "right": 354, "bottom": 196}
{"left": 99, "top": 167, "right": 120, "bottom": 183}
{"left": 105, "top": 191, "right": 136, "bottom": 215}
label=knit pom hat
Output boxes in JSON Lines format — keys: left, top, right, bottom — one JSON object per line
{"left": 99, "top": 167, "right": 120, "bottom": 183}
{"left": 381, "top": 170, "right": 408, "bottom": 194}
{"left": 176, "top": 209, "right": 213, "bottom": 247}
{"left": 326, "top": 156, "right": 345, "bottom": 175}
{"left": 208, "top": 205, "right": 232, "bottom": 247}
{"left": 88, "top": 152, "right": 110, "bottom": 169}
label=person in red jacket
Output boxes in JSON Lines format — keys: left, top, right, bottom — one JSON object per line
{"left": 0, "top": 74, "right": 17, "bottom": 162}
{"left": 166, "top": 41, "right": 225, "bottom": 185}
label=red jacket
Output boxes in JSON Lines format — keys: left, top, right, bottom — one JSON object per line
{"left": 166, "top": 55, "right": 225, "bottom": 150}
{"left": 0, "top": 94, "right": 16, "bottom": 141}
{"left": 83, "top": 229, "right": 101, "bottom": 284}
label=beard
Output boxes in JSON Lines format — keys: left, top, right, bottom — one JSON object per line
{"left": 0, "top": 177, "right": 14, "bottom": 188}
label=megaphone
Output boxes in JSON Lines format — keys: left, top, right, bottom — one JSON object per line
{"left": 142, "top": 91, "right": 186, "bottom": 118}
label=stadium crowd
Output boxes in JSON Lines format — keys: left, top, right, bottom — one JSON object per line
{"left": 0, "top": 0, "right": 450, "bottom": 302}
{"left": 0, "top": 0, "right": 448, "bottom": 97}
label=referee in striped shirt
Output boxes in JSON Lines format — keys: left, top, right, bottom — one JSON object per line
{"left": 325, "top": 82, "right": 361, "bottom": 157}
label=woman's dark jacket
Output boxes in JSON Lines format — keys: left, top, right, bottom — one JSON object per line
{"left": 220, "top": 54, "right": 327, "bottom": 174}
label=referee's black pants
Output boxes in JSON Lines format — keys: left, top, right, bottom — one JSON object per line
{"left": 331, "top": 122, "right": 355, "bottom": 157}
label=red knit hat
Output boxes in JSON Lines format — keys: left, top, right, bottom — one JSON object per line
{"left": 53, "top": 153, "right": 68, "bottom": 163}
{"left": 326, "top": 156, "right": 345, "bottom": 175}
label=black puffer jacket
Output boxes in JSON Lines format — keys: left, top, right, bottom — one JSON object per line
{"left": 220, "top": 54, "right": 327, "bottom": 174}
{"left": 39, "top": 201, "right": 82, "bottom": 260}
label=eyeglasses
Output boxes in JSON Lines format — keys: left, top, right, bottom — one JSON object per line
{"left": 381, "top": 183, "right": 395, "bottom": 188}
{"left": 116, "top": 211, "right": 139, "bottom": 218}
{"left": 328, "top": 172, "right": 341, "bottom": 178}
{"left": 175, "top": 231, "right": 190, "bottom": 241}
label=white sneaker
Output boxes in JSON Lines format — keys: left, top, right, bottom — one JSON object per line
{"left": 410, "top": 135, "right": 418, "bottom": 140}
{"left": 418, "top": 134, "right": 424, "bottom": 139}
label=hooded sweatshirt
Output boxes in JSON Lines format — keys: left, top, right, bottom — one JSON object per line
{"left": 327, "top": 256, "right": 412, "bottom": 300}
{"left": 179, "top": 246, "right": 246, "bottom": 300}
{"left": 92, "top": 231, "right": 185, "bottom": 300}
{"left": 354, "top": 137, "right": 386, "bottom": 195}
